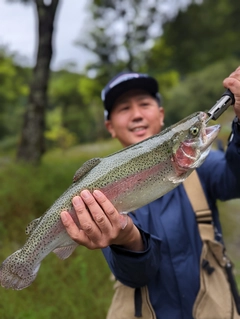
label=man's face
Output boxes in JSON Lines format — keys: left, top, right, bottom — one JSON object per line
{"left": 105, "top": 89, "right": 165, "bottom": 147}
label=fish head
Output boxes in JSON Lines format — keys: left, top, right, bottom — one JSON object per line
{"left": 171, "top": 112, "right": 220, "bottom": 174}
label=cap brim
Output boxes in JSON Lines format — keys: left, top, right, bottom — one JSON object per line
{"left": 104, "top": 77, "right": 158, "bottom": 112}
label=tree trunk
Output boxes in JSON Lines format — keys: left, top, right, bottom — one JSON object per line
{"left": 17, "top": 0, "right": 59, "bottom": 164}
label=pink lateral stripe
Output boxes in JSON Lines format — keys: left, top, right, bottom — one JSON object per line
{"left": 100, "top": 159, "right": 172, "bottom": 202}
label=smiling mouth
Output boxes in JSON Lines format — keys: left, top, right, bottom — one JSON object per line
{"left": 131, "top": 126, "right": 147, "bottom": 132}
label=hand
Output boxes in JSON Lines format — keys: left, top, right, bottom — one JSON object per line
{"left": 223, "top": 66, "right": 240, "bottom": 119}
{"left": 60, "top": 190, "right": 144, "bottom": 251}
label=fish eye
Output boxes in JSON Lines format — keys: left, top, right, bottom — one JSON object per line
{"left": 189, "top": 126, "right": 199, "bottom": 136}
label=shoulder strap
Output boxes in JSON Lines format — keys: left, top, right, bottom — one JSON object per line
{"left": 183, "top": 170, "right": 212, "bottom": 223}
{"left": 183, "top": 170, "right": 214, "bottom": 241}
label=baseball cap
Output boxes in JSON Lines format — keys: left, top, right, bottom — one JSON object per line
{"left": 101, "top": 72, "right": 161, "bottom": 119}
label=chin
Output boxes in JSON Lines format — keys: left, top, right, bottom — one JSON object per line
{"left": 121, "top": 134, "right": 149, "bottom": 147}
{"left": 133, "top": 136, "right": 148, "bottom": 144}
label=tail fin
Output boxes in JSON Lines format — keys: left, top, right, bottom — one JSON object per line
{"left": 0, "top": 249, "right": 40, "bottom": 290}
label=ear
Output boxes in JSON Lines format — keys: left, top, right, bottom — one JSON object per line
{"left": 159, "top": 107, "right": 165, "bottom": 128}
{"left": 105, "top": 120, "right": 117, "bottom": 138}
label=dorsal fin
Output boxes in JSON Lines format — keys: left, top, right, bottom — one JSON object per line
{"left": 73, "top": 157, "right": 101, "bottom": 182}
{"left": 25, "top": 217, "right": 42, "bottom": 236}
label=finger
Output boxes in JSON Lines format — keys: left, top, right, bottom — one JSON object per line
{"left": 80, "top": 190, "right": 112, "bottom": 233}
{"left": 93, "top": 190, "right": 127, "bottom": 230}
{"left": 223, "top": 68, "right": 240, "bottom": 116}
{"left": 223, "top": 67, "right": 240, "bottom": 90}
{"left": 72, "top": 195, "right": 101, "bottom": 237}
{"left": 60, "top": 211, "right": 85, "bottom": 243}
{"left": 228, "top": 67, "right": 240, "bottom": 79}
{"left": 223, "top": 79, "right": 240, "bottom": 103}
{"left": 61, "top": 205, "right": 102, "bottom": 249}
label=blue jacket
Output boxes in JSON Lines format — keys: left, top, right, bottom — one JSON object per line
{"left": 103, "top": 120, "right": 240, "bottom": 319}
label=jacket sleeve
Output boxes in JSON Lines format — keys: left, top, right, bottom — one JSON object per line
{"left": 102, "top": 227, "right": 161, "bottom": 288}
{"left": 198, "top": 118, "right": 240, "bottom": 201}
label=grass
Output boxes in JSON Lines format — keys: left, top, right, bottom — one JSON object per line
{"left": 0, "top": 138, "right": 121, "bottom": 319}
{"left": 0, "top": 248, "right": 112, "bottom": 319}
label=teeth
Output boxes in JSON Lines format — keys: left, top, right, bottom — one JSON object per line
{"left": 132, "top": 127, "right": 145, "bottom": 132}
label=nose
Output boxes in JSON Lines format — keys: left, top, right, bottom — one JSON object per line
{"left": 130, "top": 104, "right": 143, "bottom": 121}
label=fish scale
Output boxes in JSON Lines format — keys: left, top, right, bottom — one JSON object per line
{"left": 0, "top": 111, "right": 220, "bottom": 290}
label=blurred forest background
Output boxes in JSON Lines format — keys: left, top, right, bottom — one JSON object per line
{"left": 1, "top": 0, "right": 240, "bottom": 318}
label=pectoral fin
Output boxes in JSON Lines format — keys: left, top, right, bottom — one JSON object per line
{"left": 73, "top": 157, "right": 101, "bottom": 182}
{"left": 52, "top": 243, "right": 78, "bottom": 260}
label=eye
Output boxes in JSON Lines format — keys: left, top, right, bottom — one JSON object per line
{"left": 140, "top": 102, "right": 149, "bottom": 107}
{"left": 118, "top": 105, "right": 129, "bottom": 112}
{"left": 189, "top": 126, "right": 199, "bottom": 136}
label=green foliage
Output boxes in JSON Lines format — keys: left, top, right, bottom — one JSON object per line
{"left": 163, "top": 58, "right": 240, "bottom": 127}
{"left": 0, "top": 48, "right": 30, "bottom": 139}
{"left": 141, "top": 38, "right": 181, "bottom": 97}
{"left": 45, "top": 107, "right": 77, "bottom": 149}
{"left": 143, "top": 38, "right": 176, "bottom": 74}
{"left": 162, "top": 0, "right": 240, "bottom": 74}
{"left": 2, "top": 0, "right": 240, "bottom": 155}
{"left": 78, "top": 0, "right": 196, "bottom": 78}
{"left": 48, "top": 70, "right": 108, "bottom": 144}
{"left": 0, "top": 49, "right": 29, "bottom": 103}
{"left": 49, "top": 70, "right": 83, "bottom": 107}
{"left": 0, "top": 139, "right": 121, "bottom": 319}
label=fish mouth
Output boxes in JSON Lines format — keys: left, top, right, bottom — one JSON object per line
{"left": 200, "top": 124, "right": 221, "bottom": 151}
{"left": 181, "top": 123, "right": 221, "bottom": 170}
{"left": 197, "top": 112, "right": 221, "bottom": 151}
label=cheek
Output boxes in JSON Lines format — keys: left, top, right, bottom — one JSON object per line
{"left": 149, "top": 116, "right": 163, "bottom": 134}
{"left": 109, "top": 117, "right": 129, "bottom": 139}
{"left": 112, "top": 114, "right": 129, "bottom": 131}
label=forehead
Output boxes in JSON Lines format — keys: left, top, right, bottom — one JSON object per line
{"left": 113, "top": 89, "right": 154, "bottom": 106}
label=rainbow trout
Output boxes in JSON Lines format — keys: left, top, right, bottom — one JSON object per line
{"left": 0, "top": 112, "right": 220, "bottom": 290}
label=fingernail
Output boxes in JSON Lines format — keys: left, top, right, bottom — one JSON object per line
{"left": 61, "top": 211, "right": 68, "bottom": 223}
{"left": 81, "top": 190, "right": 90, "bottom": 199}
{"left": 93, "top": 190, "right": 102, "bottom": 198}
{"left": 72, "top": 196, "right": 81, "bottom": 205}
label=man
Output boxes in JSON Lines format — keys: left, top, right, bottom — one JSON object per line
{"left": 60, "top": 68, "right": 240, "bottom": 318}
